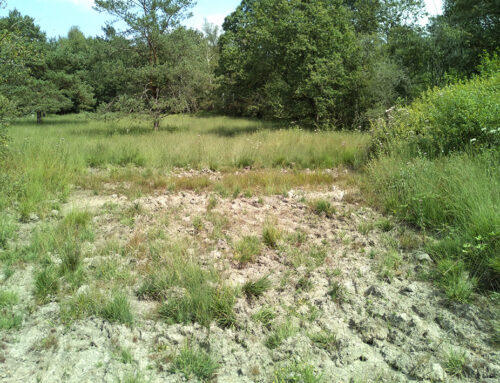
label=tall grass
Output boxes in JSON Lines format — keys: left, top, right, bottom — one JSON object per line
{"left": 2, "top": 114, "right": 369, "bottom": 217}
{"left": 366, "top": 64, "right": 500, "bottom": 299}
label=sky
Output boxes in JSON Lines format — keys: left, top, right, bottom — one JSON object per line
{"left": 1, "top": 0, "right": 443, "bottom": 39}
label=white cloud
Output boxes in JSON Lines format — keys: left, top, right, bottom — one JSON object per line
{"left": 185, "top": 12, "right": 227, "bottom": 31}
{"left": 68, "top": 0, "right": 95, "bottom": 10}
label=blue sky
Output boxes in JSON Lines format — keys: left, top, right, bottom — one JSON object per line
{"left": 1, "top": 0, "right": 442, "bottom": 38}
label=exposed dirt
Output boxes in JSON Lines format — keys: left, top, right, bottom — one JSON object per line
{"left": 1, "top": 183, "right": 499, "bottom": 382}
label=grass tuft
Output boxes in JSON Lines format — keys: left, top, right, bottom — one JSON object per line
{"left": 234, "top": 236, "right": 262, "bottom": 264}
{"left": 242, "top": 275, "right": 272, "bottom": 298}
{"left": 170, "top": 344, "right": 219, "bottom": 382}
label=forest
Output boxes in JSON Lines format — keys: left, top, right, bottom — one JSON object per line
{"left": 0, "top": 1, "right": 499, "bottom": 382}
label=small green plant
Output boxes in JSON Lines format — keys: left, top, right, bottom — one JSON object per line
{"left": 378, "top": 250, "right": 402, "bottom": 281}
{"left": 170, "top": 344, "right": 219, "bottom": 382}
{"left": 234, "top": 236, "right": 262, "bottom": 263}
{"left": 206, "top": 194, "right": 218, "bottom": 211}
{"left": 375, "top": 218, "right": 394, "bottom": 232}
{"left": 444, "top": 349, "right": 467, "bottom": 377}
{"left": 34, "top": 266, "right": 60, "bottom": 303}
{"left": 310, "top": 199, "right": 335, "bottom": 218}
{"left": 192, "top": 216, "right": 204, "bottom": 233}
{"left": 357, "top": 222, "right": 374, "bottom": 235}
{"left": 296, "top": 275, "right": 313, "bottom": 292}
{"left": 308, "top": 331, "right": 340, "bottom": 353}
{"left": 101, "top": 292, "right": 134, "bottom": 326}
{"left": 263, "top": 222, "right": 281, "bottom": 248}
{"left": 265, "top": 321, "right": 297, "bottom": 349}
{"left": 0, "top": 290, "right": 22, "bottom": 330}
{"left": 0, "top": 214, "right": 16, "bottom": 249}
{"left": 273, "top": 361, "right": 322, "bottom": 383}
{"left": 243, "top": 275, "right": 272, "bottom": 298}
{"left": 328, "top": 281, "right": 346, "bottom": 303}
{"left": 120, "top": 348, "right": 133, "bottom": 364}
{"left": 252, "top": 306, "right": 276, "bottom": 329}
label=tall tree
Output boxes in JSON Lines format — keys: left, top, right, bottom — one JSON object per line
{"left": 218, "top": 0, "right": 360, "bottom": 129}
{"left": 94, "top": 0, "right": 195, "bottom": 129}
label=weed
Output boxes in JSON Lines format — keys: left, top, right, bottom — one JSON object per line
{"left": 378, "top": 250, "right": 402, "bottom": 281}
{"left": 243, "top": 275, "right": 272, "bottom": 298}
{"left": 0, "top": 214, "right": 16, "bottom": 249}
{"left": 120, "top": 348, "right": 134, "bottom": 364}
{"left": 206, "top": 194, "right": 218, "bottom": 211}
{"left": 170, "top": 344, "right": 218, "bottom": 382}
{"left": 234, "top": 236, "right": 262, "bottom": 264}
{"left": 0, "top": 290, "right": 22, "bottom": 330}
{"left": 192, "top": 216, "right": 204, "bottom": 233}
{"left": 328, "top": 281, "right": 346, "bottom": 303}
{"left": 296, "top": 275, "right": 313, "bottom": 292}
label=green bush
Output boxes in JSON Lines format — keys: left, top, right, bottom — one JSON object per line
{"left": 372, "top": 59, "right": 500, "bottom": 157}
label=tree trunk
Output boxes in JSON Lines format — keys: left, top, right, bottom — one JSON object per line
{"left": 36, "top": 111, "right": 42, "bottom": 124}
{"left": 154, "top": 118, "right": 160, "bottom": 131}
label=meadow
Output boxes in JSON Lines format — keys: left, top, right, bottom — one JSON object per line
{"left": 1, "top": 111, "right": 499, "bottom": 382}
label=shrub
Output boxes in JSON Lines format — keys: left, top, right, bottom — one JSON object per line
{"left": 371, "top": 60, "right": 500, "bottom": 157}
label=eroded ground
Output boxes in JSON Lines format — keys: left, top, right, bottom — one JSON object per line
{"left": 1, "top": 172, "right": 499, "bottom": 382}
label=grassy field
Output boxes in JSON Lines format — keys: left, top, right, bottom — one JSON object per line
{"left": 1, "top": 114, "right": 369, "bottom": 219}
{"left": 1, "top": 112, "right": 499, "bottom": 382}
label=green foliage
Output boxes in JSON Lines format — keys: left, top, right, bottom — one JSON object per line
{"left": 444, "top": 348, "right": 467, "bottom": 377}
{"left": 0, "top": 214, "right": 16, "bottom": 249}
{"left": 170, "top": 344, "right": 219, "bottom": 382}
{"left": 262, "top": 222, "right": 281, "bottom": 248}
{"left": 34, "top": 266, "right": 59, "bottom": 303}
{"left": 372, "top": 62, "right": 500, "bottom": 156}
{"left": 218, "top": 0, "right": 360, "bottom": 129}
{"left": 252, "top": 306, "right": 276, "bottom": 329}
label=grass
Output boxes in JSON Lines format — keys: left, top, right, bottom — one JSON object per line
{"left": 273, "top": 361, "right": 322, "bottom": 383}
{"left": 444, "top": 349, "right": 467, "bottom": 377}
{"left": 1, "top": 114, "right": 369, "bottom": 218}
{"left": 0, "top": 290, "right": 22, "bottom": 330}
{"left": 242, "top": 275, "right": 272, "bottom": 298}
{"left": 170, "top": 344, "right": 219, "bottom": 382}
{"left": 265, "top": 321, "right": 297, "bottom": 349}
{"left": 310, "top": 199, "right": 335, "bottom": 218}
{"left": 308, "top": 331, "right": 340, "bottom": 353}
{"left": 234, "top": 236, "right": 262, "bottom": 264}
{"left": 0, "top": 214, "right": 16, "bottom": 249}
{"left": 137, "top": 242, "right": 236, "bottom": 329}
{"left": 252, "top": 306, "right": 276, "bottom": 329}
{"left": 60, "top": 289, "right": 133, "bottom": 326}
{"left": 263, "top": 221, "right": 281, "bottom": 248}
{"left": 367, "top": 150, "right": 500, "bottom": 295}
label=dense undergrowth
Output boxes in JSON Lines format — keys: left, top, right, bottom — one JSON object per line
{"left": 366, "top": 57, "right": 500, "bottom": 300}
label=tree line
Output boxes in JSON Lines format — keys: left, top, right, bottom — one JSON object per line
{"left": 0, "top": 0, "right": 498, "bottom": 129}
